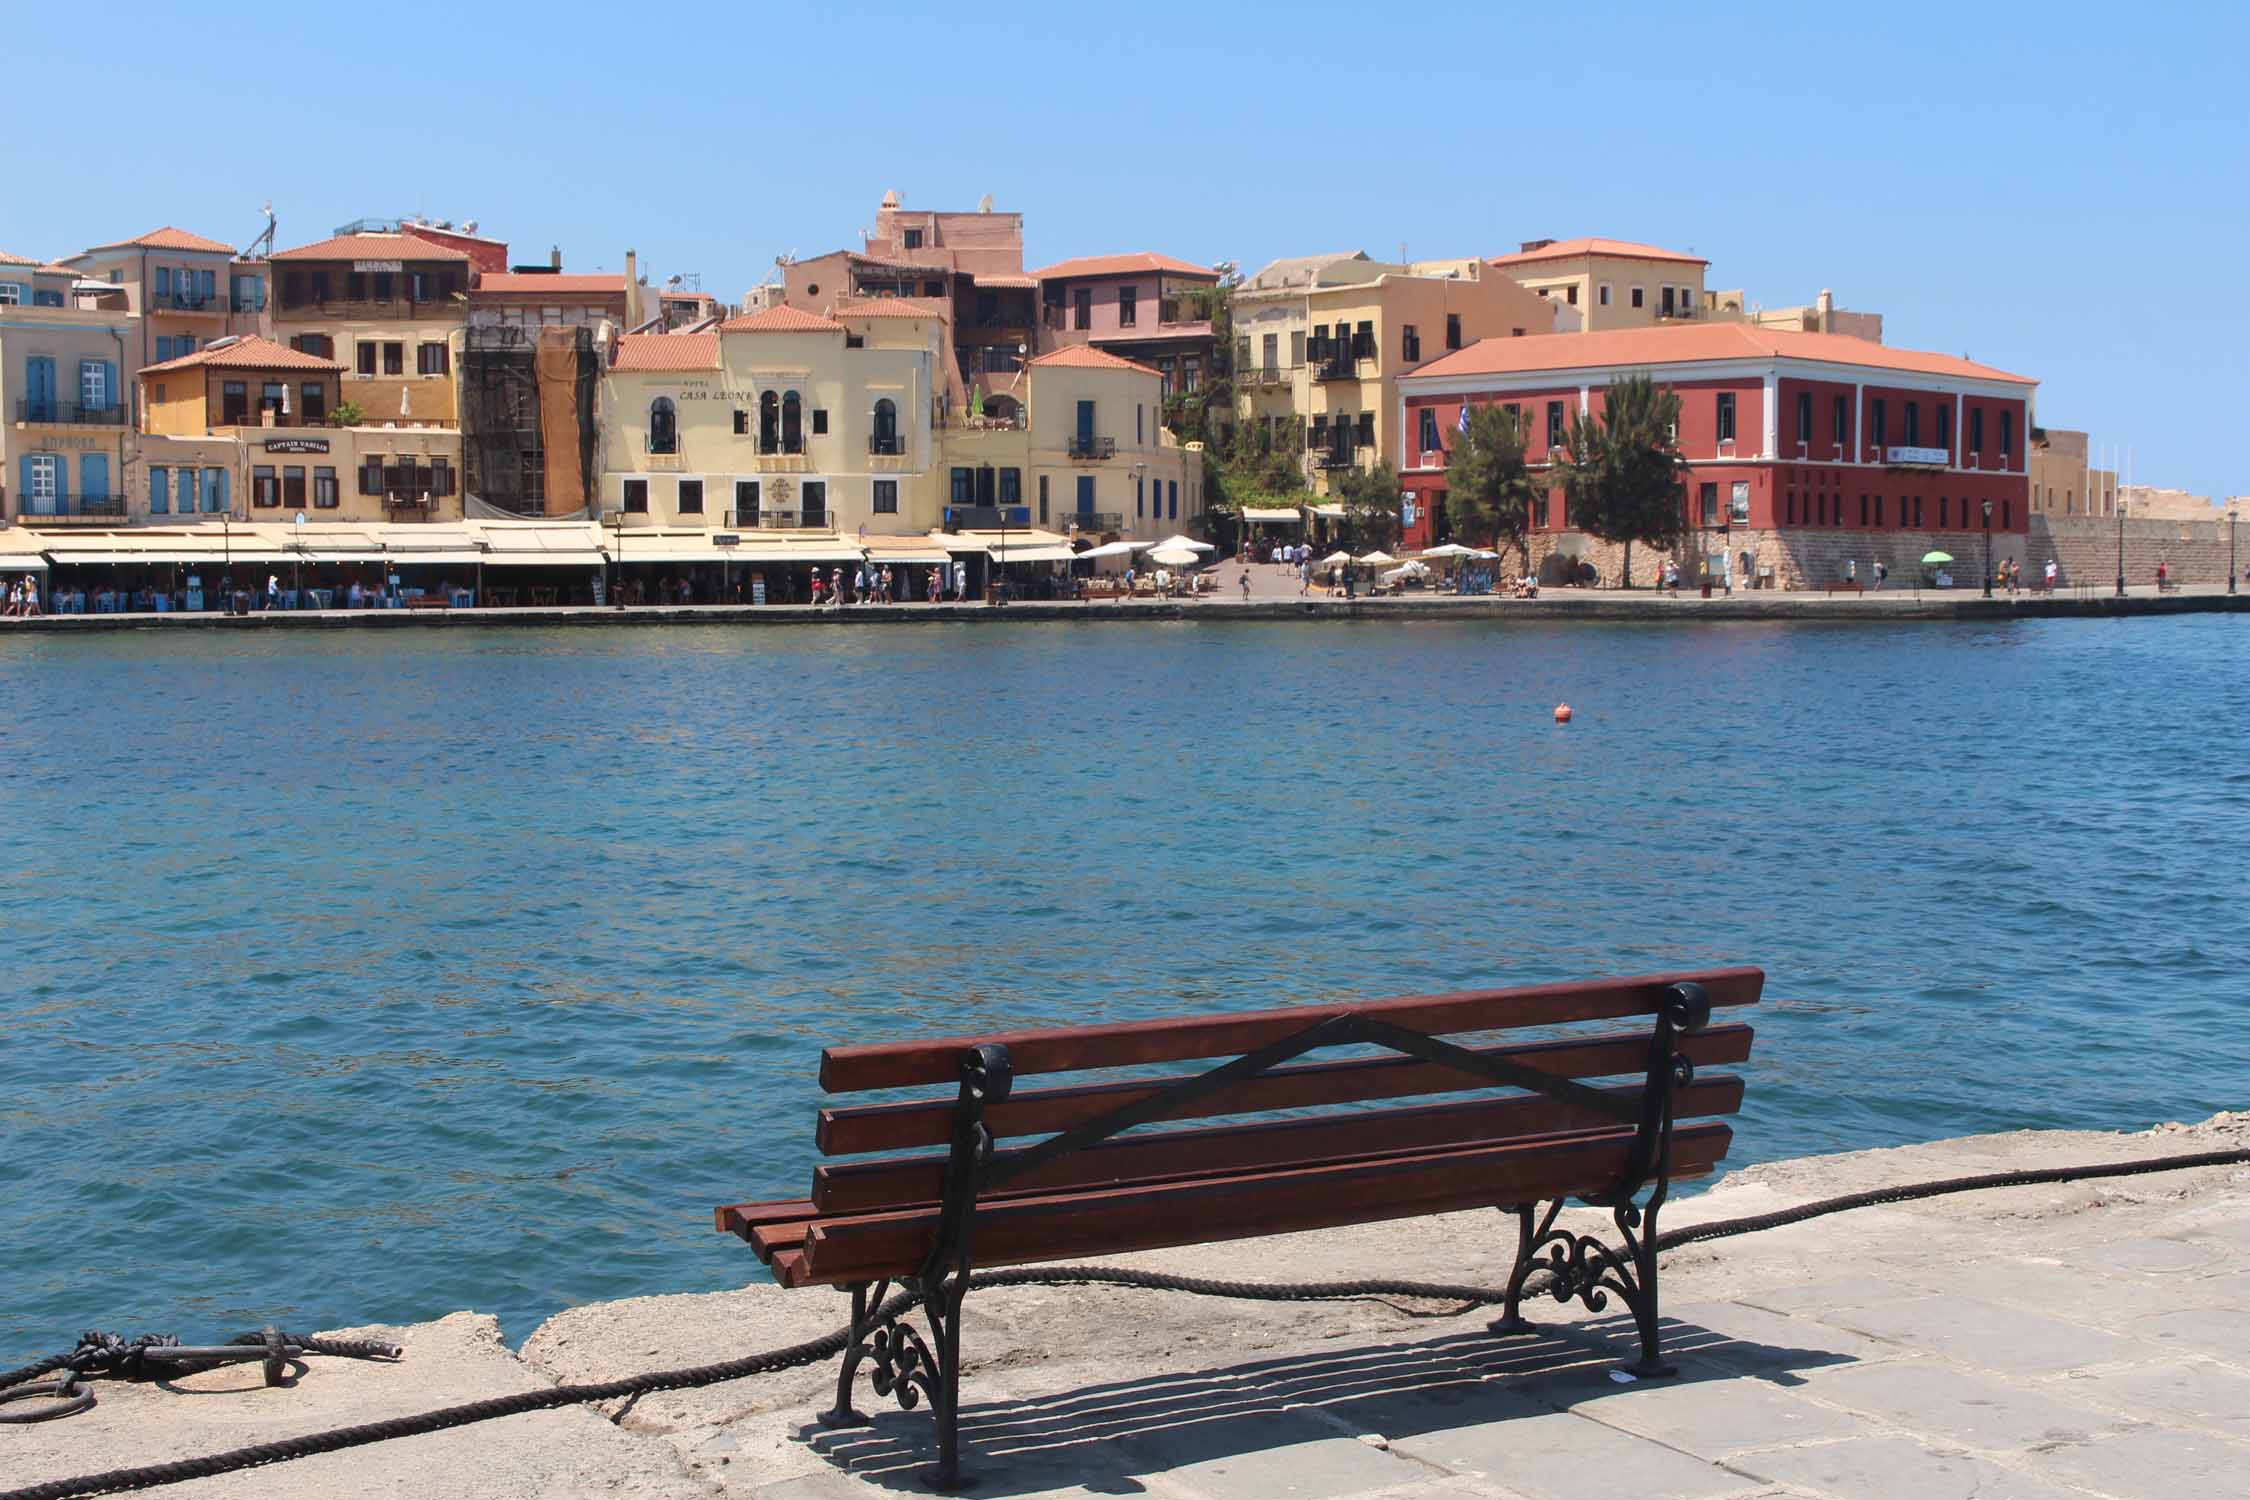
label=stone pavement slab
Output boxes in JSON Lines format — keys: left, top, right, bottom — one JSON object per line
{"left": 1728, "top": 1435, "right": 2094, "bottom": 1500}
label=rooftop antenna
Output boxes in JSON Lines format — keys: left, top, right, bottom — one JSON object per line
{"left": 245, "top": 200, "right": 277, "bottom": 260}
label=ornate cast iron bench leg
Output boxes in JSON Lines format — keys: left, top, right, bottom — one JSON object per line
{"left": 1485, "top": 1189, "right": 1675, "bottom": 1378}
{"left": 818, "top": 1280, "right": 889, "bottom": 1429}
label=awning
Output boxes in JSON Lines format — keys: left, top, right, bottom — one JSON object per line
{"left": 0, "top": 557, "right": 48, "bottom": 572}
{"left": 385, "top": 551, "right": 490, "bottom": 566}
{"left": 45, "top": 547, "right": 297, "bottom": 565}
{"left": 1241, "top": 507, "right": 1302, "bottom": 523}
{"left": 864, "top": 544, "right": 953, "bottom": 564}
{"left": 1308, "top": 503, "right": 1346, "bottom": 519}
{"left": 483, "top": 549, "right": 606, "bottom": 567}
{"left": 988, "top": 545, "right": 1078, "bottom": 564}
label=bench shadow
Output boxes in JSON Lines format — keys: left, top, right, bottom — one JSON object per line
{"left": 801, "top": 1313, "right": 1856, "bottom": 1495}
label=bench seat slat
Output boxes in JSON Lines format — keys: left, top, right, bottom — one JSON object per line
{"left": 798, "top": 1120, "right": 1733, "bottom": 1285}
{"left": 812, "top": 1074, "right": 1745, "bottom": 1215}
{"left": 819, "top": 967, "right": 1761, "bottom": 1093}
{"left": 714, "top": 1198, "right": 816, "bottom": 1238}
{"left": 818, "top": 1023, "right": 1754, "bottom": 1156}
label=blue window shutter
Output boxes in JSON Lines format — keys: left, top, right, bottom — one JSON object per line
{"left": 155, "top": 336, "right": 170, "bottom": 362}
{"left": 213, "top": 470, "right": 229, "bottom": 512}
{"left": 178, "top": 469, "right": 196, "bottom": 512}
{"left": 82, "top": 453, "right": 108, "bottom": 499}
{"left": 155, "top": 266, "right": 172, "bottom": 295}
{"left": 16, "top": 457, "right": 29, "bottom": 503}
{"left": 255, "top": 277, "right": 266, "bottom": 310}
{"left": 150, "top": 466, "right": 169, "bottom": 513}
{"left": 103, "top": 362, "right": 118, "bottom": 410}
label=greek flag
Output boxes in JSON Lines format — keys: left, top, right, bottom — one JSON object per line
{"left": 1458, "top": 402, "right": 1472, "bottom": 434}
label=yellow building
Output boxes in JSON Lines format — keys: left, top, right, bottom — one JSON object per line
{"left": 1487, "top": 237, "right": 1711, "bottom": 330}
{"left": 1232, "top": 252, "right": 1553, "bottom": 493}
{"left": 59, "top": 226, "right": 269, "bottom": 389}
{"left": 269, "top": 230, "right": 468, "bottom": 428}
{"left": 2, "top": 257, "right": 133, "bottom": 522}
{"left": 137, "top": 334, "right": 463, "bottom": 523}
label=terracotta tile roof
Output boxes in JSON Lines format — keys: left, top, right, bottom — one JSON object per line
{"left": 87, "top": 226, "right": 237, "bottom": 254}
{"left": 1401, "top": 323, "right": 2034, "bottom": 386}
{"left": 833, "top": 297, "right": 939, "bottom": 319}
{"left": 972, "top": 273, "right": 1037, "bottom": 289}
{"left": 272, "top": 232, "right": 471, "bottom": 262}
{"left": 1027, "top": 345, "right": 1159, "bottom": 376}
{"left": 611, "top": 333, "right": 720, "bottom": 372}
{"left": 718, "top": 304, "right": 844, "bottom": 334}
{"left": 1488, "top": 237, "right": 1708, "bottom": 268}
{"left": 138, "top": 335, "right": 345, "bottom": 376}
{"left": 473, "top": 272, "right": 628, "bottom": 297}
{"left": 1029, "top": 251, "right": 1219, "bottom": 281}
{"left": 0, "top": 250, "right": 46, "bottom": 267}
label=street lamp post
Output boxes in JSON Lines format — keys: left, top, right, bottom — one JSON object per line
{"left": 2231, "top": 503, "right": 2238, "bottom": 596}
{"left": 2116, "top": 495, "right": 2127, "bottom": 597}
{"left": 1981, "top": 499, "right": 1993, "bottom": 599}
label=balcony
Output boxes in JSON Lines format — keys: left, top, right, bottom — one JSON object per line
{"left": 1313, "top": 349, "right": 1365, "bottom": 381}
{"left": 16, "top": 400, "right": 126, "bottom": 427}
{"left": 1067, "top": 434, "right": 1116, "bottom": 461}
{"left": 1247, "top": 365, "right": 1292, "bottom": 387}
{"left": 1059, "top": 510, "right": 1124, "bottom": 534}
{"left": 383, "top": 493, "right": 438, "bottom": 518}
{"left": 1315, "top": 448, "right": 1357, "bottom": 470}
{"left": 643, "top": 436, "right": 685, "bottom": 473}
{"left": 868, "top": 434, "right": 904, "bottom": 456}
{"left": 216, "top": 409, "right": 328, "bottom": 430}
{"left": 14, "top": 492, "right": 126, "bottom": 521}
{"left": 148, "top": 288, "right": 225, "bottom": 314}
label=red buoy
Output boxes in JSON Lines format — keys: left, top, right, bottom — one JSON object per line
{"left": 1554, "top": 703, "right": 1572, "bottom": 724}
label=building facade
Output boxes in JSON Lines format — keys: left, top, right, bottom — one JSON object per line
{"left": 3, "top": 257, "right": 134, "bottom": 522}
{"left": 2029, "top": 428, "right": 2117, "bottom": 519}
{"left": 1488, "top": 237, "right": 1711, "bottom": 331}
{"left": 269, "top": 230, "right": 469, "bottom": 431}
{"left": 1397, "top": 323, "right": 2036, "bottom": 589}
{"left": 1031, "top": 252, "right": 1219, "bottom": 400}
{"left": 1232, "top": 252, "right": 1555, "bottom": 493}
{"left": 60, "top": 227, "right": 268, "bottom": 393}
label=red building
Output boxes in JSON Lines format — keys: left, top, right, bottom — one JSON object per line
{"left": 1395, "top": 324, "right": 2035, "bottom": 586}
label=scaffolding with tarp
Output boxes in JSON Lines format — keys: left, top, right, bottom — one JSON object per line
{"left": 461, "top": 325, "right": 597, "bottom": 519}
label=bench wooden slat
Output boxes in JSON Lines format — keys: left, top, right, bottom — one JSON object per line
{"left": 811, "top": 1074, "right": 1745, "bottom": 1215}
{"left": 799, "top": 1120, "right": 1732, "bottom": 1285}
{"left": 817, "top": 1022, "right": 1755, "bottom": 1156}
{"left": 819, "top": 967, "right": 1761, "bottom": 1093}
{"left": 714, "top": 1198, "right": 815, "bottom": 1238}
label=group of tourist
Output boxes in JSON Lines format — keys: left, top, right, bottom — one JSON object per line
{"left": 3, "top": 575, "right": 43, "bottom": 617}
{"left": 809, "top": 561, "right": 971, "bottom": 608}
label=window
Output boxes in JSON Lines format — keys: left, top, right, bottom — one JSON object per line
{"left": 1936, "top": 402, "right": 1952, "bottom": 450}
{"left": 261, "top": 382, "right": 286, "bottom": 416}
{"left": 1038, "top": 474, "right": 1049, "bottom": 524}
{"left": 782, "top": 392, "right": 803, "bottom": 453}
{"left": 759, "top": 390, "right": 779, "bottom": 452}
{"left": 372, "top": 271, "right": 395, "bottom": 302}
{"left": 622, "top": 478, "right": 648, "bottom": 513}
{"left": 1419, "top": 407, "right": 1440, "bottom": 457}
{"left": 1446, "top": 313, "right": 1461, "bottom": 350}
{"left": 280, "top": 465, "right": 305, "bottom": 507}
{"left": 1134, "top": 475, "right": 1144, "bottom": 518}
{"left": 1075, "top": 474, "right": 1094, "bottom": 513}
{"left": 1874, "top": 495, "right": 1883, "bottom": 526}
{"left": 1858, "top": 493, "right": 1868, "bottom": 526}
{"left": 1832, "top": 394, "right": 1848, "bottom": 446}
{"left": 1118, "top": 286, "right": 1137, "bottom": 326}
{"left": 1903, "top": 401, "right": 1920, "bottom": 448}
{"left": 150, "top": 466, "right": 169, "bottom": 514}
{"left": 1999, "top": 411, "right": 2014, "bottom": 458}
{"left": 1796, "top": 392, "right": 1813, "bottom": 445}
{"left": 291, "top": 333, "right": 335, "bottom": 359}
{"left": 2001, "top": 499, "right": 2010, "bottom": 528}
{"left": 1136, "top": 404, "right": 1144, "bottom": 444}
{"left": 1290, "top": 330, "right": 1305, "bottom": 365}
{"left": 903, "top": 228, "right": 923, "bottom": 249}
{"left": 1565, "top": 284, "right": 1579, "bottom": 305}
{"left": 1166, "top": 480, "right": 1178, "bottom": 520}
{"left": 1631, "top": 286, "right": 1645, "bottom": 309}
{"left": 999, "top": 468, "right": 1020, "bottom": 504}
{"left": 1716, "top": 392, "right": 1736, "bottom": 443}
{"left": 678, "top": 478, "right": 704, "bottom": 514}
{"left": 359, "top": 457, "right": 382, "bottom": 495}
{"left": 219, "top": 381, "right": 248, "bottom": 425}
{"left": 1354, "top": 321, "right": 1374, "bottom": 359}
{"left": 314, "top": 466, "right": 338, "bottom": 508}
{"left": 863, "top": 478, "right": 895, "bottom": 515}
{"left": 649, "top": 397, "right": 677, "bottom": 455}
{"left": 733, "top": 408, "right": 748, "bottom": 436}
{"left": 801, "top": 480, "right": 826, "bottom": 526}
{"left": 1546, "top": 400, "right": 1564, "bottom": 448}
{"left": 356, "top": 341, "right": 377, "bottom": 376}
{"left": 951, "top": 468, "right": 974, "bottom": 504}
{"left": 1732, "top": 482, "right": 1750, "bottom": 523}
{"left": 0, "top": 283, "right": 21, "bottom": 306}
{"left": 382, "top": 342, "right": 404, "bottom": 376}
{"left": 252, "top": 465, "right": 279, "bottom": 507}
{"left": 1532, "top": 488, "right": 1548, "bottom": 529}
{"left": 1871, "top": 399, "right": 1887, "bottom": 449}
{"left": 1599, "top": 283, "right": 1612, "bottom": 307}
{"left": 80, "top": 359, "right": 109, "bottom": 411}
{"left": 1401, "top": 324, "right": 1420, "bottom": 362}
{"left": 1970, "top": 406, "right": 1984, "bottom": 454}
{"left": 811, "top": 407, "right": 828, "bottom": 436}
{"left": 26, "top": 455, "right": 58, "bottom": 506}
{"left": 1073, "top": 288, "right": 1092, "bottom": 330}
{"left": 1913, "top": 495, "right": 1923, "bottom": 527}
{"left": 1356, "top": 412, "right": 1374, "bottom": 447}
{"left": 417, "top": 342, "right": 448, "bottom": 376}
{"left": 1940, "top": 497, "right": 1949, "bottom": 528}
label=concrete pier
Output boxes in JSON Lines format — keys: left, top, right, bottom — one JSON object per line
{"left": 8, "top": 1114, "right": 2248, "bottom": 1498}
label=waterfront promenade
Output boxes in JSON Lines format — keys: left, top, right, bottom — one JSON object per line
{"left": 12, "top": 1115, "right": 2248, "bottom": 1499}
{"left": 4, "top": 580, "right": 2244, "bottom": 632}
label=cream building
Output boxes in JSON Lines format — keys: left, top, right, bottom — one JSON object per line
{"left": 1487, "top": 237, "right": 1711, "bottom": 330}
{"left": 2, "top": 257, "right": 133, "bottom": 522}
{"left": 2030, "top": 428, "right": 2117, "bottom": 519}
{"left": 269, "top": 231, "right": 468, "bottom": 430}
{"left": 1233, "top": 252, "right": 1554, "bottom": 493}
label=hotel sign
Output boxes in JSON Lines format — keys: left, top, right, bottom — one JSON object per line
{"left": 265, "top": 438, "right": 331, "bottom": 454}
{"left": 1886, "top": 445, "right": 1949, "bottom": 467}
{"left": 353, "top": 259, "right": 404, "bottom": 273}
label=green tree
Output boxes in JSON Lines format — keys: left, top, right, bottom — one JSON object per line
{"left": 1442, "top": 405, "right": 1540, "bottom": 574}
{"left": 1555, "top": 374, "right": 1689, "bottom": 587}
{"left": 1333, "top": 461, "right": 1401, "bottom": 553}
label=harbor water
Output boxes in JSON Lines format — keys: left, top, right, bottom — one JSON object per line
{"left": 3, "top": 617, "right": 2247, "bottom": 1349}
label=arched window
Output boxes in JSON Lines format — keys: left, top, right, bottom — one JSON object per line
{"left": 758, "top": 391, "right": 779, "bottom": 454}
{"left": 872, "top": 397, "right": 897, "bottom": 454}
{"left": 782, "top": 391, "right": 803, "bottom": 454}
{"left": 649, "top": 397, "right": 677, "bottom": 455}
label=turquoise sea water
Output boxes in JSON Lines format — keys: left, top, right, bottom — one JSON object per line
{"left": 3, "top": 618, "right": 2247, "bottom": 1350}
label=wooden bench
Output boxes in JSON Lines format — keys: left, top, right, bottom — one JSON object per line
{"left": 717, "top": 966, "right": 1761, "bottom": 1486}
{"left": 1826, "top": 580, "right": 1864, "bottom": 594}
{"left": 403, "top": 594, "right": 451, "bottom": 610}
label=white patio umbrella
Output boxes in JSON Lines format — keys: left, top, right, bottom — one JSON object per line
{"left": 1149, "top": 545, "right": 1203, "bottom": 569}
{"left": 1074, "top": 540, "right": 1138, "bottom": 561}
{"left": 1153, "top": 534, "right": 1216, "bottom": 553}
{"left": 1419, "top": 543, "right": 1478, "bottom": 560}
{"left": 1358, "top": 550, "right": 1397, "bottom": 566}
{"left": 1319, "top": 550, "right": 1354, "bottom": 567}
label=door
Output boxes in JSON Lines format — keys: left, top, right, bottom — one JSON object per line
{"left": 25, "top": 357, "right": 55, "bottom": 421}
{"left": 1075, "top": 399, "right": 1094, "bottom": 450}
{"left": 1076, "top": 475, "right": 1094, "bottom": 515}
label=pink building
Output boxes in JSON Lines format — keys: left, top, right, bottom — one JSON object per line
{"left": 1031, "top": 252, "right": 1218, "bottom": 399}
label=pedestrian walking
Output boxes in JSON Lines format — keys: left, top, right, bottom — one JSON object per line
{"left": 1238, "top": 566, "right": 1251, "bottom": 600}
{"left": 265, "top": 573, "right": 280, "bottom": 611}
{"left": 1873, "top": 560, "right": 1887, "bottom": 591}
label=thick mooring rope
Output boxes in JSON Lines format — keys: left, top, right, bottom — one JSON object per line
{"left": 5, "top": 1146, "right": 2245, "bottom": 1500}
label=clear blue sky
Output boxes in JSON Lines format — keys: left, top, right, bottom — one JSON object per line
{"left": 7, "top": 1, "right": 2243, "bottom": 499}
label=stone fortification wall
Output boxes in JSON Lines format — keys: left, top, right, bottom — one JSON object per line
{"left": 2027, "top": 515, "right": 2244, "bottom": 590}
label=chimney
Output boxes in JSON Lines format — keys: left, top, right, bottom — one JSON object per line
{"left": 550, "top": 245, "right": 562, "bottom": 270}
{"left": 1816, "top": 288, "right": 1834, "bottom": 333}
{"left": 624, "top": 249, "right": 640, "bottom": 328}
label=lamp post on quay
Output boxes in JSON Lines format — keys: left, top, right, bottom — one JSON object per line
{"left": 2115, "top": 496, "right": 2128, "bottom": 598}
{"left": 1981, "top": 499, "right": 1993, "bottom": 599}
{"left": 2230, "top": 500, "right": 2238, "bottom": 596}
